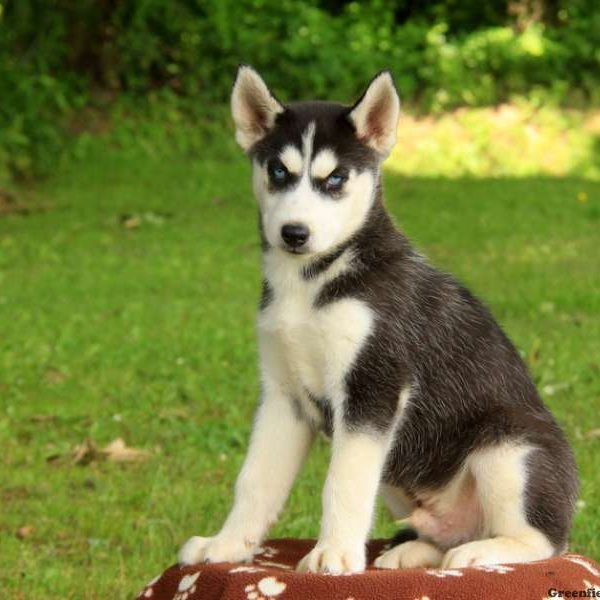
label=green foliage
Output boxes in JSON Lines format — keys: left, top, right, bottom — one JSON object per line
{"left": 387, "top": 103, "right": 600, "bottom": 179}
{"left": 0, "top": 0, "right": 599, "bottom": 178}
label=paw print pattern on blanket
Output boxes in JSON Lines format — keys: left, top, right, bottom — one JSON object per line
{"left": 173, "top": 573, "right": 200, "bottom": 600}
{"left": 582, "top": 579, "right": 600, "bottom": 595}
{"left": 138, "top": 575, "right": 161, "bottom": 598}
{"left": 564, "top": 555, "right": 600, "bottom": 577}
{"left": 229, "top": 566, "right": 267, "bottom": 574}
{"left": 425, "top": 569, "right": 463, "bottom": 578}
{"left": 257, "top": 546, "right": 279, "bottom": 559}
{"left": 473, "top": 564, "right": 514, "bottom": 574}
{"left": 254, "top": 546, "right": 293, "bottom": 570}
{"left": 244, "top": 576, "right": 287, "bottom": 600}
{"left": 139, "top": 540, "right": 600, "bottom": 600}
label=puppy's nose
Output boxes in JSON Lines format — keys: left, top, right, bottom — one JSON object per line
{"left": 281, "top": 223, "right": 310, "bottom": 248}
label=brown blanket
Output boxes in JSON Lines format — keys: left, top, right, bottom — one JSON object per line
{"left": 137, "top": 539, "right": 600, "bottom": 600}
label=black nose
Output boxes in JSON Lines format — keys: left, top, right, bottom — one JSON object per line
{"left": 281, "top": 223, "right": 310, "bottom": 248}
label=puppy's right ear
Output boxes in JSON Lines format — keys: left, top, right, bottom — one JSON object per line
{"left": 231, "top": 66, "right": 284, "bottom": 151}
{"left": 348, "top": 71, "right": 400, "bottom": 157}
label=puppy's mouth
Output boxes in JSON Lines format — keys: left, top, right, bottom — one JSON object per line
{"left": 281, "top": 245, "right": 310, "bottom": 255}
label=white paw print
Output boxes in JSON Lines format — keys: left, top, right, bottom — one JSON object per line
{"left": 244, "top": 576, "right": 287, "bottom": 600}
{"left": 254, "top": 546, "right": 289, "bottom": 569}
{"left": 565, "top": 556, "right": 600, "bottom": 577}
{"left": 173, "top": 572, "right": 200, "bottom": 600}
{"left": 473, "top": 564, "right": 514, "bottom": 574}
{"left": 229, "top": 566, "right": 266, "bottom": 574}
{"left": 257, "top": 546, "right": 279, "bottom": 559}
{"left": 425, "top": 568, "right": 463, "bottom": 578}
{"left": 138, "top": 575, "right": 160, "bottom": 598}
{"left": 583, "top": 579, "right": 600, "bottom": 594}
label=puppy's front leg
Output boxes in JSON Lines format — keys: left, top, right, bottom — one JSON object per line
{"left": 297, "top": 426, "right": 390, "bottom": 574}
{"left": 179, "top": 392, "right": 314, "bottom": 565}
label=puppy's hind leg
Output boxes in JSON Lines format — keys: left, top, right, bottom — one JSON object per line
{"left": 375, "top": 484, "right": 444, "bottom": 569}
{"left": 441, "top": 443, "right": 561, "bottom": 569}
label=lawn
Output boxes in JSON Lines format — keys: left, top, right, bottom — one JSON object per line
{"left": 1, "top": 136, "right": 599, "bottom": 599}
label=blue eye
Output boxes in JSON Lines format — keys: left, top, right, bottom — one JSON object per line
{"left": 268, "top": 160, "right": 288, "bottom": 183}
{"left": 326, "top": 173, "right": 345, "bottom": 190}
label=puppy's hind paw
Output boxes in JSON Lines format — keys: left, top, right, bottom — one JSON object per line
{"left": 374, "top": 540, "right": 443, "bottom": 569}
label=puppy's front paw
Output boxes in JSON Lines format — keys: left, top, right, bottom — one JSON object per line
{"left": 179, "top": 536, "right": 212, "bottom": 565}
{"left": 296, "top": 541, "right": 365, "bottom": 574}
{"left": 178, "top": 535, "right": 256, "bottom": 565}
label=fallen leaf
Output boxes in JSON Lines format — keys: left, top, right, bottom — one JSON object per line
{"left": 30, "top": 414, "right": 59, "bottom": 423}
{"left": 51, "top": 438, "right": 151, "bottom": 466}
{"left": 158, "top": 407, "right": 191, "bottom": 421}
{"left": 2, "top": 486, "right": 30, "bottom": 502}
{"left": 542, "top": 382, "right": 570, "bottom": 396}
{"left": 527, "top": 338, "right": 542, "bottom": 365}
{"left": 102, "top": 438, "right": 150, "bottom": 462}
{"left": 72, "top": 438, "right": 100, "bottom": 465}
{"left": 44, "top": 368, "right": 67, "bottom": 385}
{"left": 119, "top": 211, "right": 171, "bottom": 229}
{"left": 584, "top": 428, "right": 600, "bottom": 440}
{"left": 0, "top": 189, "right": 53, "bottom": 216}
{"left": 0, "top": 188, "right": 17, "bottom": 205}
{"left": 16, "top": 526, "right": 34, "bottom": 539}
{"left": 142, "top": 211, "right": 168, "bottom": 225}
{"left": 120, "top": 214, "right": 141, "bottom": 229}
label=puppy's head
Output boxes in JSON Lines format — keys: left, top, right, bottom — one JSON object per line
{"left": 231, "top": 66, "right": 400, "bottom": 256}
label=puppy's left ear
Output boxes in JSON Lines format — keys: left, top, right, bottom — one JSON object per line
{"left": 348, "top": 71, "right": 400, "bottom": 157}
{"left": 231, "top": 65, "right": 284, "bottom": 151}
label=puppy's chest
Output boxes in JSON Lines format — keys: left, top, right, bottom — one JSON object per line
{"left": 259, "top": 278, "right": 373, "bottom": 403}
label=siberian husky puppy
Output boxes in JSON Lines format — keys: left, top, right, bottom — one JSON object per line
{"left": 179, "top": 66, "right": 578, "bottom": 574}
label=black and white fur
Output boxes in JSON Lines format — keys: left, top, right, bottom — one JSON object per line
{"left": 179, "top": 66, "right": 578, "bottom": 573}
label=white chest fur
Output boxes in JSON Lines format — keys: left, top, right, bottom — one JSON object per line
{"left": 258, "top": 250, "right": 373, "bottom": 424}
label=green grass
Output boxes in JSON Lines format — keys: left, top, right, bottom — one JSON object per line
{"left": 1, "top": 137, "right": 599, "bottom": 599}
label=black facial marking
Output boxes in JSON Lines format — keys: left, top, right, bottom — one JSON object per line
{"left": 314, "top": 166, "right": 349, "bottom": 198}
{"left": 302, "top": 242, "right": 350, "bottom": 281}
{"left": 250, "top": 101, "right": 379, "bottom": 174}
{"left": 266, "top": 157, "right": 298, "bottom": 191}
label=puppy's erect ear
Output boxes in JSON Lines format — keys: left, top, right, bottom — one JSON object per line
{"left": 348, "top": 71, "right": 400, "bottom": 157}
{"left": 231, "top": 66, "right": 284, "bottom": 151}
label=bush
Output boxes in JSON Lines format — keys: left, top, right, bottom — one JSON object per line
{"left": 0, "top": 0, "right": 598, "bottom": 179}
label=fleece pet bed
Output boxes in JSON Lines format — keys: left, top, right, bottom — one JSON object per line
{"left": 137, "top": 539, "right": 600, "bottom": 600}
